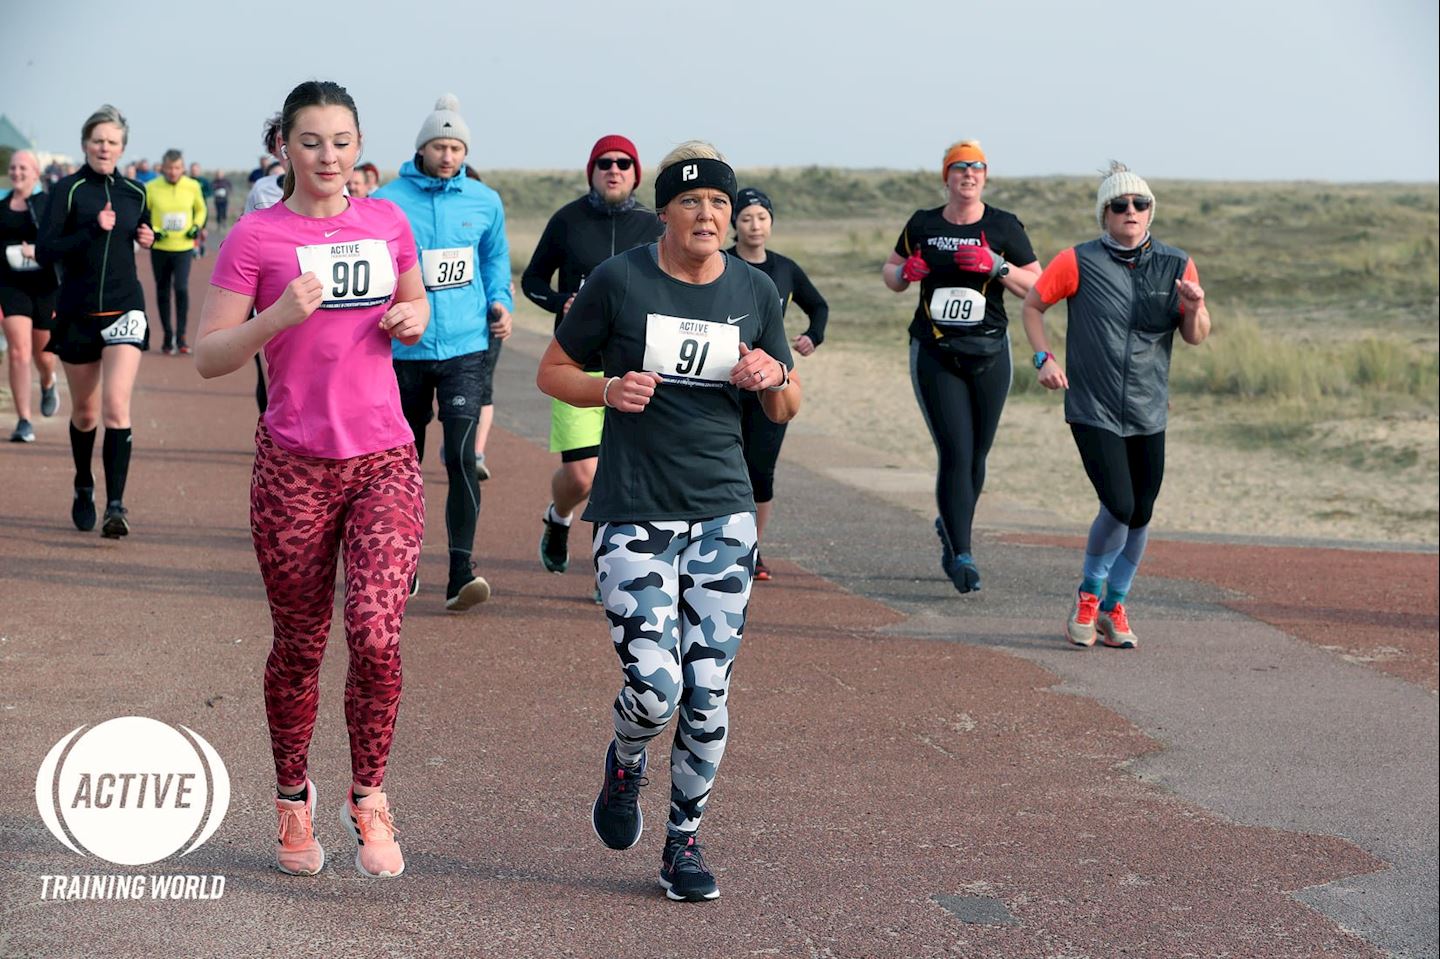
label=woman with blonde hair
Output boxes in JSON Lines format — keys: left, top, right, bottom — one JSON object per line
{"left": 538, "top": 140, "right": 800, "bottom": 902}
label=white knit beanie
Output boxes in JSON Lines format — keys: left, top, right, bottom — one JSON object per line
{"left": 415, "top": 94, "right": 470, "bottom": 152}
{"left": 1095, "top": 161, "right": 1154, "bottom": 228}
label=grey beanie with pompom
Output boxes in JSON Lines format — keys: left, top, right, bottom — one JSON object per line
{"left": 415, "top": 94, "right": 470, "bottom": 152}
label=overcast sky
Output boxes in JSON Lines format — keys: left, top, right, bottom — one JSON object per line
{"left": 4, "top": 0, "right": 1436, "bottom": 182}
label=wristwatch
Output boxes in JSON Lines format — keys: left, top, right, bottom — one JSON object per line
{"left": 765, "top": 366, "right": 791, "bottom": 392}
{"left": 1032, "top": 351, "right": 1054, "bottom": 370}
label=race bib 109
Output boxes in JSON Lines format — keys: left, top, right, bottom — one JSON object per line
{"left": 99, "top": 310, "right": 147, "bottom": 346}
{"left": 928, "top": 286, "right": 987, "bottom": 328}
{"left": 643, "top": 313, "right": 740, "bottom": 385}
{"left": 296, "top": 239, "right": 397, "bottom": 309}
{"left": 420, "top": 247, "right": 474, "bottom": 291}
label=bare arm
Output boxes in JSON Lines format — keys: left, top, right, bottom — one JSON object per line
{"left": 536, "top": 338, "right": 663, "bottom": 413}
{"left": 1021, "top": 287, "right": 1068, "bottom": 390}
{"left": 882, "top": 251, "right": 911, "bottom": 292}
{"left": 997, "top": 260, "right": 1041, "bottom": 297}
{"left": 195, "top": 274, "right": 321, "bottom": 379}
{"left": 1177, "top": 278, "right": 1210, "bottom": 345}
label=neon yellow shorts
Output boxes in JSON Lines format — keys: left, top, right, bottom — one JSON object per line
{"left": 549, "top": 372, "right": 605, "bottom": 454}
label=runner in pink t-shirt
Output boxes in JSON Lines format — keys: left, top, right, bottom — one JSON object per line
{"left": 195, "top": 80, "right": 429, "bottom": 881}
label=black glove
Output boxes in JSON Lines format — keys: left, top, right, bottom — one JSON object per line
{"left": 185, "top": 226, "right": 200, "bottom": 239}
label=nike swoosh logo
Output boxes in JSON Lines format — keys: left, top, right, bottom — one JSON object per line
{"left": 324, "top": 229, "right": 341, "bottom": 238}
{"left": 725, "top": 314, "right": 749, "bottom": 324}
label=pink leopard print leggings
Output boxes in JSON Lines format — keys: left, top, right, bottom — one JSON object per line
{"left": 250, "top": 423, "right": 424, "bottom": 789}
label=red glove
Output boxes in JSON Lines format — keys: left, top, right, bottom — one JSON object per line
{"left": 953, "top": 231, "right": 1006, "bottom": 278}
{"left": 899, "top": 247, "right": 929, "bottom": 283}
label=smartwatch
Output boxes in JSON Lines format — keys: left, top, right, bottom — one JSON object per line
{"left": 1032, "top": 351, "right": 1054, "bottom": 370}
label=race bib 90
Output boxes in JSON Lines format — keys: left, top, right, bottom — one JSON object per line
{"left": 296, "top": 239, "right": 397, "bottom": 309}
{"left": 643, "top": 313, "right": 740, "bottom": 385}
{"left": 100, "top": 310, "right": 147, "bottom": 346}
{"left": 928, "top": 287, "right": 986, "bottom": 328}
{"left": 420, "top": 247, "right": 474, "bottom": 291}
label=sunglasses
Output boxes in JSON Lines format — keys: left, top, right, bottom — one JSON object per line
{"left": 594, "top": 157, "right": 633, "bottom": 172}
{"left": 949, "top": 161, "right": 987, "bottom": 171}
{"left": 1108, "top": 197, "right": 1153, "bottom": 214}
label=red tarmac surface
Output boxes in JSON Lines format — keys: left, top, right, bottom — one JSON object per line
{"left": 1, "top": 250, "right": 1424, "bottom": 957}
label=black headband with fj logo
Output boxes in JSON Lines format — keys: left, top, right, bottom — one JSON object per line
{"left": 654, "top": 157, "right": 737, "bottom": 209}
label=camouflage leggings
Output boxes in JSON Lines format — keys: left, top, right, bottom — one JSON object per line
{"left": 594, "top": 512, "right": 757, "bottom": 835}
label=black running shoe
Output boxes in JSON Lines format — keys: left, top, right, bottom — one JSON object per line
{"left": 408, "top": 572, "right": 420, "bottom": 599}
{"left": 660, "top": 832, "right": 719, "bottom": 902}
{"left": 754, "top": 552, "right": 772, "bottom": 582}
{"left": 935, "top": 517, "right": 953, "bottom": 575}
{"left": 101, "top": 504, "right": 129, "bottom": 539}
{"left": 946, "top": 553, "right": 981, "bottom": 594}
{"left": 539, "top": 506, "right": 570, "bottom": 574}
{"left": 592, "top": 741, "right": 647, "bottom": 850}
{"left": 445, "top": 559, "right": 491, "bottom": 612}
{"left": 72, "top": 487, "right": 97, "bottom": 531}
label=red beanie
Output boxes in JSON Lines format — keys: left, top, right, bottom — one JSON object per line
{"left": 587, "top": 134, "right": 641, "bottom": 187}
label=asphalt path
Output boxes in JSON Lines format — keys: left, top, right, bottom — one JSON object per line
{"left": 0, "top": 251, "right": 1435, "bottom": 958}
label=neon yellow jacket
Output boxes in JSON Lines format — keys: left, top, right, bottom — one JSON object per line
{"left": 145, "top": 176, "right": 207, "bottom": 252}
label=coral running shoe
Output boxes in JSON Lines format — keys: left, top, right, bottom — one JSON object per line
{"left": 341, "top": 791, "right": 405, "bottom": 878}
{"left": 275, "top": 779, "right": 324, "bottom": 876}
{"left": 1067, "top": 590, "right": 1100, "bottom": 647}
{"left": 754, "top": 552, "right": 772, "bottom": 582}
{"left": 1098, "top": 603, "right": 1139, "bottom": 649}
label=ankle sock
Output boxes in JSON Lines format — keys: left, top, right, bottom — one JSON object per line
{"left": 547, "top": 503, "right": 572, "bottom": 527}
{"left": 277, "top": 785, "right": 307, "bottom": 803}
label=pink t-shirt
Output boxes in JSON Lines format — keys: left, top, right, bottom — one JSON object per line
{"left": 211, "top": 197, "right": 419, "bottom": 459}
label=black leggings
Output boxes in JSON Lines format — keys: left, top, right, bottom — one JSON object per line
{"left": 1069, "top": 424, "right": 1166, "bottom": 529}
{"left": 910, "top": 340, "right": 1011, "bottom": 555}
{"left": 740, "top": 392, "right": 788, "bottom": 503}
{"left": 150, "top": 249, "right": 192, "bottom": 345}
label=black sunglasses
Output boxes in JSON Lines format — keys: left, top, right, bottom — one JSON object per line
{"left": 1108, "top": 197, "right": 1153, "bottom": 214}
{"left": 594, "top": 157, "right": 633, "bottom": 172}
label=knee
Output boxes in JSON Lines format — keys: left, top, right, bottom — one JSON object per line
{"left": 1130, "top": 498, "right": 1156, "bottom": 530}
{"left": 620, "top": 662, "right": 682, "bottom": 723}
{"left": 1101, "top": 498, "right": 1135, "bottom": 528}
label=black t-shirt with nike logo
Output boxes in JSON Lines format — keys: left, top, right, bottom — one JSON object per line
{"left": 556, "top": 245, "right": 791, "bottom": 523}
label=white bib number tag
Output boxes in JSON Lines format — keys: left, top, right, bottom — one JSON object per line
{"left": 5, "top": 244, "right": 39, "bottom": 272}
{"left": 643, "top": 313, "right": 740, "bottom": 385}
{"left": 928, "top": 287, "right": 986, "bottom": 328}
{"left": 420, "top": 247, "right": 474, "bottom": 291}
{"left": 161, "top": 212, "right": 187, "bottom": 232}
{"left": 100, "top": 310, "right": 147, "bottom": 346}
{"left": 296, "top": 239, "right": 396, "bottom": 309}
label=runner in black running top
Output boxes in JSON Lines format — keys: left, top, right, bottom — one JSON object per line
{"left": 727, "top": 186, "right": 827, "bottom": 581}
{"left": 36, "top": 105, "right": 156, "bottom": 539}
{"left": 1022, "top": 162, "right": 1211, "bottom": 651}
{"left": 522, "top": 134, "right": 662, "bottom": 596}
{"left": 883, "top": 139, "right": 1040, "bottom": 594}
{"left": 537, "top": 141, "right": 800, "bottom": 903}
{"left": 2, "top": 150, "right": 61, "bottom": 443}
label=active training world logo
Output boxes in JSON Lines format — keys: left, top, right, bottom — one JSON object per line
{"left": 35, "top": 717, "right": 230, "bottom": 900}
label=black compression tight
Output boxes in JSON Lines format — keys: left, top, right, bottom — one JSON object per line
{"left": 1069, "top": 424, "right": 1166, "bottom": 529}
{"left": 909, "top": 340, "right": 1011, "bottom": 555}
{"left": 740, "top": 392, "right": 788, "bottom": 503}
{"left": 408, "top": 416, "right": 483, "bottom": 560}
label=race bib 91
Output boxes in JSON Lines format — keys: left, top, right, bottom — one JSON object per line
{"left": 5, "top": 244, "right": 39, "bottom": 272}
{"left": 296, "top": 239, "right": 396, "bottom": 309}
{"left": 928, "top": 287, "right": 986, "bottom": 328}
{"left": 100, "top": 310, "right": 147, "bottom": 346}
{"left": 161, "top": 212, "right": 187, "bottom": 233}
{"left": 420, "top": 247, "right": 474, "bottom": 291}
{"left": 643, "top": 313, "right": 740, "bottom": 385}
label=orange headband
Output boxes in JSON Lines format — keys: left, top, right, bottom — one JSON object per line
{"left": 942, "top": 143, "right": 987, "bottom": 181}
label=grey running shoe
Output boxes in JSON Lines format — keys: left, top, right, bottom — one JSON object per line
{"left": 474, "top": 455, "right": 491, "bottom": 482}
{"left": 660, "top": 833, "right": 719, "bottom": 902}
{"left": 101, "top": 504, "right": 129, "bottom": 539}
{"left": 9, "top": 419, "right": 35, "bottom": 443}
{"left": 40, "top": 381, "right": 59, "bottom": 417}
{"left": 592, "top": 741, "right": 647, "bottom": 850}
{"left": 1097, "top": 603, "right": 1139, "bottom": 649}
{"left": 1067, "top": 591, "right": 1100, "bottom": 647}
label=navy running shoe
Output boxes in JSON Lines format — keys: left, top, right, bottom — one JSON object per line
{"left": 946, "top": 553, "right": 981, "bottom": 594}
{"left": 72, "top": 487, "right": 96, "bottom": 531}
{"left": 101, "top": 504, "right": 129, "bottom": 539}
{"left": 592, "top": 741, "right": 647, "bottom": 850}
{"left": 660, "top": 832, "right": 719, "bottom": 902}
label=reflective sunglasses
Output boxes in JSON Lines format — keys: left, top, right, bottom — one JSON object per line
{"left": 948, "top": 160, "right": 987, "bottom": 171}
{"left": 594, "top": 157, "right": 633, "bottom": 171}
{"left": 1108, "top": 196, "right": 1153, "bottom": 214}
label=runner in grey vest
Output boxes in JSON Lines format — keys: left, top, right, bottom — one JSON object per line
{"left": 1022, "top": 162, "right": 1211, "bottom": 650}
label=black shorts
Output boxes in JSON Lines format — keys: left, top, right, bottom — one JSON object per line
{"left": 394, "top": 351, "right": 491, "bottom": 424}
{"left": 478, "top": 339, "right": 502, "bottom": 406}
{"left": 0, "top": 286, "right": 58, "bottom": 331}
{"left": 46, "top": 309, "right": 150, "bottom": 364}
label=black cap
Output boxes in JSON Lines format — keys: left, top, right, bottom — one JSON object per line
{"left": 732, "top": 187, "right": 773, "bottom": 225}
